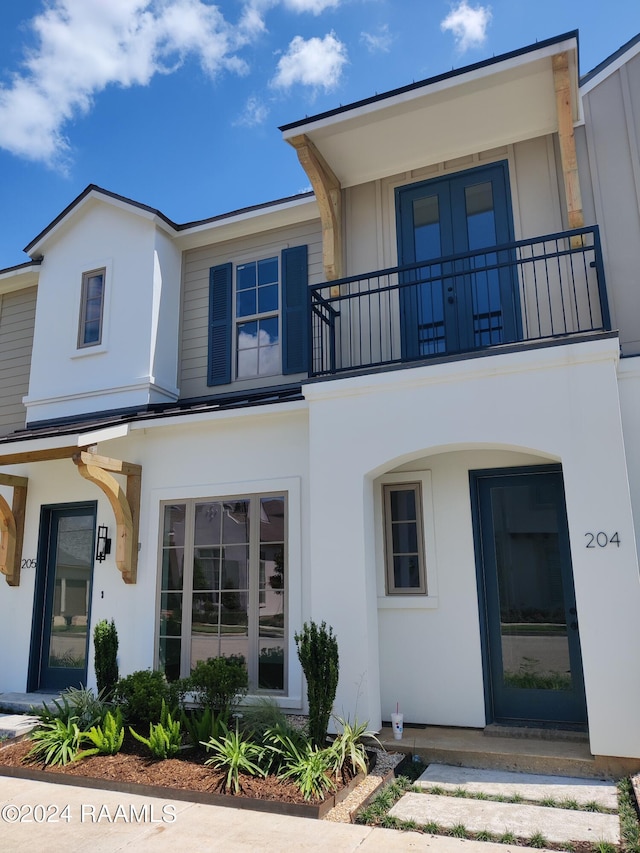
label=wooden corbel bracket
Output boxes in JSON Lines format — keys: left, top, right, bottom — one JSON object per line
{"left": 552, "top": 52, "right": 584, "bottom": 248}
{"left": 73, "top": 451, "right": 141, "bottom": 584}
{"left": 0, "top": 474, "right": 28, "bottom": 587}
{"left": 288, "top": 133, "right": 343, "bottom": 283}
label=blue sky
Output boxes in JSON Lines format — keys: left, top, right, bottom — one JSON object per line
{"left": 0, "top": 0, "right": 638, "bottom": 269}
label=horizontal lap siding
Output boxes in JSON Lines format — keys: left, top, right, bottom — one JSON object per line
{"left": 0, "top": 287, "right": 36, "bottom": 436}
{"left": 179, "top": 221, "right": 322, "bottom": 399}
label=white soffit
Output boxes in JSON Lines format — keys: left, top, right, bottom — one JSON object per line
{"left": 284, "top": 40, "right": 578, "bottom": 188}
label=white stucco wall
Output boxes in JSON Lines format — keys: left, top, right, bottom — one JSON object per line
{"left": 25, "top": 199, "right": 181, "bottom": 423}
{"left": 303, "top": 335, "right": 640, "bottom": 759}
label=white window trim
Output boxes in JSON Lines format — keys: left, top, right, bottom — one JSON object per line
{"left": 71, "top": 258, "right": 113, "bottom": 358}
{"left": 151, "top": 476, "right": 302, "bottom": 708}
{"left": 376, "top": 470, "right": 439, "bottom": 610}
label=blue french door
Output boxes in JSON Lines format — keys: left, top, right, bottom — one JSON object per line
{"left": 396, "top": 162, "right": 520, "bottom": 359}
{"left": 29, "top": 504, "right": 96, "bottom": 692}
{"left": 472, "top": 467, "right": 587, "bottom": 727}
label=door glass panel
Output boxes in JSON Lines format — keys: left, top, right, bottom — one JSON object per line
{"left": 466, "top": 181, "right": 503, "bottom": 347}
{"left": 412, "top": 195, "right": 445, "bottom": 355}
{"left": 490, "top": 483, "right": 573, "bottom": 692}
{"left": 47, "top": 513, "right": 94, "bottom": 670}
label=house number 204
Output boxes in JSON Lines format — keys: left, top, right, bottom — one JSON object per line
{"left": 585, "top": 532, "right": 620, "bottom": 548}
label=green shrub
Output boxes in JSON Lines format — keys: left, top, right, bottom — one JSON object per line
{"left": 112, "top": 670, "right": 174, "bottom": 725}
{"left": 94, "top": 619, "right": 119, "bottom": 696}
{"left": 266, "top": 728, "right": 336, "bottom": 802}
{"left": 203, "top": 721, "right": 266, "bottom": 794}
{"left": 238, "top": 697, "right": 289, "bottom": 741}
{"left": 77, "top": 709, "right": 124, "bottom": 758}
{"left": 295, "top": 621, "right": 339, "bottom": 748}
{"left": 27, "top": 718, "right": 84, "bottom": 766}
{"left": 187, "top": 656, "right": 248, "bottom": 715}
{"left": 130, "top": 701, "right": 182, "bottom": 759}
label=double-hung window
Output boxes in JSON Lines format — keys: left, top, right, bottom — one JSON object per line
{"left": 383, "top": 483, "right": 427, "bottom": 594}
{"left": 158, "top": 493, "right": 286, "bottom": 692}
{"left": 207, "top": 245, "right": 308, "bottom": 386}
{"left": 78, "top": 268, "right": 105, "bottom": 348}
{"left": 236, "top": 257, "right": 280, "bottom": 379}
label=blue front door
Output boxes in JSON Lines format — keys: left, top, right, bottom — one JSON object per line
{"left": 472, "top": 467, "right": 587, "bottom": 727}
{"left": 396, "top": 162, "right": 519, "bottom": 358}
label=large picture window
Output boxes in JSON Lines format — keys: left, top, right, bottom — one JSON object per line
{"left": 158, "top": 494, "right": 286, "bottom": 692}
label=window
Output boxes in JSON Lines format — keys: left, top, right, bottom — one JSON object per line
{"left": 383, "top": 483, "right": 426, "bottom": 594}
{"left": 158, "top": 494, "right": 286, "bottom": 692}
{"left": 207, "top": 245, "right": 308, "bottom": 386}
{"left": 236, "top": 257, "right": 280, "bottom": 379}
{"left": 78, "top": 268, "right": 105, "bottom": 348}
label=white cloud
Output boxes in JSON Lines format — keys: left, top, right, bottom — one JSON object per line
{"left": 360, "top": 24, "right": 393, "bottom": 54}
{"left": 234, "top": 95, "right": 269, "bottom": 126}
{"left": 440, "top": 1, "right": 491, "bottom": 52}
{"left": 271, "top": 32, "right": 347, "bottom": 91}
{"left": 0, "top": 0, "right": 251, "bottom": 167}
{"left": 281, "top": 0, "right": 340, "bottom": 13}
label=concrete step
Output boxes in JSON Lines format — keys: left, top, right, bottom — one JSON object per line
{"left": 0, "top": 714, "right": 40, "bottom": 740}
{"left": 377, "top": 724, "right": 640, "bottom": 779}
{"left": 0, "top": 693, "right": 60, "bottom": 714}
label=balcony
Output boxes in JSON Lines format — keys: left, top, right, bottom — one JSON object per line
{"left": 308, "top": 226, "right": 611, "bottom": 378}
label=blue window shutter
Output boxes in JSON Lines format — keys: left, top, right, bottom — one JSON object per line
{"left": 207, "top": 263, "right": 232, "bottom": 386}
{"left": 282, "top": 245, "right": 308, "bottom": 375}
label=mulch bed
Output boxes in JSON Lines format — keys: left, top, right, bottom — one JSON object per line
{"left": 0, "top": 736, "right": 359, "bottom": 812}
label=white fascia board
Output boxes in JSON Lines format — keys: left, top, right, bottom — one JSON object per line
{"left": 78, "top": 423, "right": 130, "bottom": 446}
{"left": 27, "top": 190, "right": 177, "bottom": 259}
{"left": 128, "top": 398, "right": 308, "bottom": 433}
{"left": 580, "top": 39, "right": 640, "bottom": 96}
{"left": 174, "top": 196, "right": 320, "bottom": 252}
{"left": 282, "top": 38, "right": 578, "bottom": 141}
{"left": 0, "top": 265, "right": 40, "bottom": 294}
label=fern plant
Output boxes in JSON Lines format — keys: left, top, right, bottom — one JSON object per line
{"left": 180, "top": 707, "right": 228, "bottom": 751}
{"left": 129, "top": 701, "right": 182, "bottom": 759}
{"left": 27, "top": 718, "right": 84, "bottom": 766}
{"left": 203, "top": 721, "right": 266, "bottom": 794}
{"left": 77, "top": 709, "right": 124, "bottom": 758}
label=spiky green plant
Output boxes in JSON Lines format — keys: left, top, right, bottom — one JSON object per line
{"left": 203, "top": 721, "right": 266, "bottom": 794}
{"left": 327, "top": 716, "right": 380, "bottom": 780}
{"left": 129, "top": 701, "right": 182, "bottom": 759}
{"left": 27, "top": 718, "right": 84, "bottom": 766}
{"left": 294, "top": 620, "right": 339, "bottom": 748}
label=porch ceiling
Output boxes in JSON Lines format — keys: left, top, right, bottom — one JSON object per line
{"left": 282, "top": 36, "right": 579, "bottom": 188}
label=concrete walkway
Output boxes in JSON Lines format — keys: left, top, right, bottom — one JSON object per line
{"left": 0, "top": 775, "right": 532, "bottom": 852}
{"left": 389, "top": 764, "right": 620, "bottom": 846}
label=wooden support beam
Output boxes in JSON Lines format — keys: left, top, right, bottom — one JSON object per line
{"left": 73, "top": 452, "right": 141, "bottom": 584}
{"left": 288, "top": 133, "right": 343, "bottom": 282}
{"left": 0, "top": 446, "right": 81, "bottom": 467}
{"left": 0, "top": 478, "right": 28, "bottom": 586}
{"left": 553, "top": 52, "right": 584, "bottom": 245}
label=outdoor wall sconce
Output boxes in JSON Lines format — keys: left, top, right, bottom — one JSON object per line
{"left": 96, "top": 525, "right": 112, "bottom": 562}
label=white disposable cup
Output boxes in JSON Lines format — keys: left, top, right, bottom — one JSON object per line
{"left": 391, "top": 712, "right": 403, "bottom": 740}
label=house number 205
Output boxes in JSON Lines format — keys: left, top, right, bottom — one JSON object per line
{"left": 585, "top": 532, "right": 620, "bottom": 548}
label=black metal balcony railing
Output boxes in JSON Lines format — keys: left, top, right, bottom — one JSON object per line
{"left": 308, "top": 226, "right": 610, "bottom": 378}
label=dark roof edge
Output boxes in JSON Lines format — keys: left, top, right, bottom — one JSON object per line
{"left": 279, "top": 30, "right": 579, "bottom": 132}
{"left": 23, "top": 185, "right": 316, "bottom": 257}
{"left": 580, "top": 31, "right": 640, "bottom": 86}
{"left": 0, "top": 259, "right": 42, "bottom": 276}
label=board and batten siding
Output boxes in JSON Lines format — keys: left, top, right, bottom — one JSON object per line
{"left": 581, "top": 49, "right": 640, "bottom": 356}
{"left": 0, "top": 286, "right": 37, "bottom": 436}
{"left": 179, "top": 221, "right": 323, "bottom": 399}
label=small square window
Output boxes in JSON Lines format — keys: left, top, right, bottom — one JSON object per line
{"left": 78, "top": 268, "right": 105, "bottom": 348}
{"left": 383, "top": 483, "right": 426, "bottom": 594}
